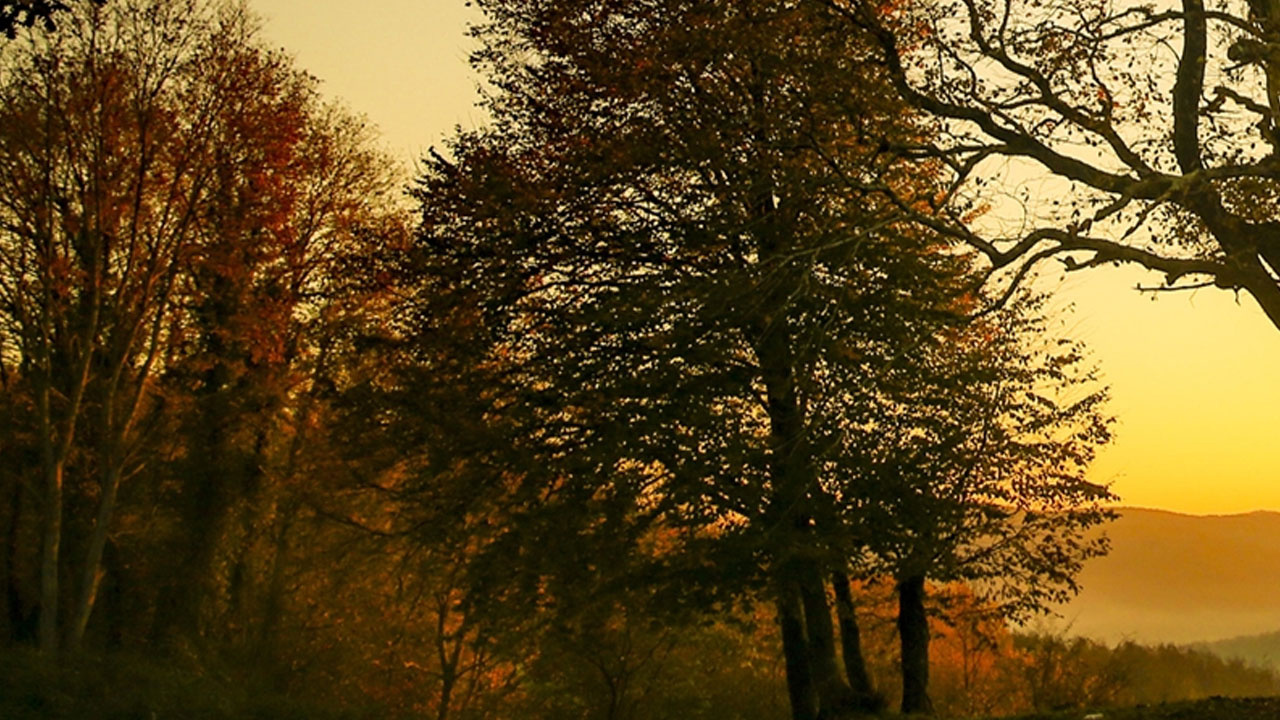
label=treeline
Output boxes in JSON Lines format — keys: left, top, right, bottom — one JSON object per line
{"left": 5, "top": 577, "right": 1276, "bottom": 720}
{"left": 0, "top": 0, "right": 404, "bottom": 661}
{"left": 1196, "top": 631, "right": 1280, "bottom": 674}
{"left": 0, "top": 1, "right": 1234, "bottom": 719}
{"left": 808, "top": 585, "right": 1280, "bottom": 718}
{"left": 1010, "top": 633, "right": 1280, "bottom": 712}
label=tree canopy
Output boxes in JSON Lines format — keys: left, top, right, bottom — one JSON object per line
{"left": 412, "top": 0, "right": 1115, "bottom": 717}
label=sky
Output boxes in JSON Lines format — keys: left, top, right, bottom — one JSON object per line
{"left": 250, "top": 0, "right": 1280, "bottom": 516}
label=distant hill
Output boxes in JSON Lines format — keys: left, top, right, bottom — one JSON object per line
{"left": 1194, "top": 630, "right": 1280, "bottom": 672}
{"left": 1049, "top": 507, "right": 1280, "bottom": 644}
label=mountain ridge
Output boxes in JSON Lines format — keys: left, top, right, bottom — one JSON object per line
{"left": 1048, "top": 506, "right": 1280, "bottom": 644}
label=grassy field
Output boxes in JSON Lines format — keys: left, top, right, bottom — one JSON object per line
{"left": 4, "top": 645, "right": 1276, "bottom": 720}
{"left": 1004, "top": 697, "right": 1280, "bottom": 720}
{"left": 0, "top": 648, "right": 378, "bottom": 720}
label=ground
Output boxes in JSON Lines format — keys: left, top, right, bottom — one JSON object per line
{"left": 1004, "top": 697, "right": 1280, "bottom": 720}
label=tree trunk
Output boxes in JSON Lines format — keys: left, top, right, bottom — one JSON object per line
{"left": 1, "top": 474, "right": 19, "bottom": 644}
{"left": 151, "top": 473, "right": 225, "bottom": 647}
{"left": 799, "top": 565, "right": 856, "bottom": 717}
{"left": 833, "top": 572, "right": 880, "bottom": 712}
{"left": 66, "top": 463, "right": 122, "bottom": 649}
{"left": 777, "top": 583, "right": 819, "bottom": 720}
{"left": 254, "top": 500, "right": 293, "bottom": 659}
{"left": 150, "top": 404, "right": 231, "bottom": 647}
{"left": 99, "top": 538, "right": 126, "bottom": 649}
{"left": 37, "top": 442, "right": 62, "bottom": 655}
{"left": 897, "top": 574, "right": 932, "bottom": 715}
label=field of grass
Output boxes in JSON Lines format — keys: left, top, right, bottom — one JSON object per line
{"left": 0, "top": 648, "right": 378, "bottom": 720}
{"left": 1003, "top": 697, "right": 1280, "bottom": 720}
{"left": 4, "top": 644, "right": 1276, "bottom": 720}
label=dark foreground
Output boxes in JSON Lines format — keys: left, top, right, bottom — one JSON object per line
{"left": 1009, "top": 697, "right": 1280, "bottom": 720}
{"left": 4, "top": 645, "right": 1276, "bottom": 720}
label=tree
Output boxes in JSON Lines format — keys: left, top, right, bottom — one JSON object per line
{"left": 827, "top": 0, "right": 1280, "bottom": 329}
{"left": 840, "top": 295, "right": 1114, "bottom": 712}
{"left": 0, "top": 0, "right": 403, "bottom": 654}
{"left": 414, "top": 1, "right": 1003, "bottom": 718}
{"left": 0, "top": 0, "right": 242, "bottom": 653}
{"left": 147, "top": 57, "right": 405, "bottom": 653}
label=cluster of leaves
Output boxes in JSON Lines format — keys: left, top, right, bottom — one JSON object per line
{"left": 0, "top": 0, "right": 98, "bottom": 38}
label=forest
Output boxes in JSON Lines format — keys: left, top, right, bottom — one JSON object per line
{"left": 2, "top": 0, "right": 1280, "bottom": 719}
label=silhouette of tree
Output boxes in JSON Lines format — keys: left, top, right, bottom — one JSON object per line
{"left": 828, "top": 0, "right": 1280, "bottom": 328}
{"left": 0, "top": 0, "right": 401, "bottom": 654}
{"left": 839, "top": 295, "right": 1114, "bottom": 712}
{"left": 412, "top": 1, "right": 1112, "bottom": 718}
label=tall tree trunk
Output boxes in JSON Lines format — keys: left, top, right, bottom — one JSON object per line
{"left": 897, "top": 574, "right": 932, "bottom": 715}
{"left": 799, "top": 565, "right": 856, "bottom": 717}
{"left": 99, "top": 537, "right": 125, "bottom": 649}
{"left": 756, "top": 294, "right": 825, "bottom": 720}
{"left": 151, "top": 465, "right": 226, "bottom": 647}
{"left": 37, "top": 422, "right": 62, "bottom": 655}
{"left": 1, "top": 473, "right": 19, "bottom": 644}
{"left": 255, "top": 500, "right": 294, "bottom": 660}
{"left": 227, "top": 429, "right": 270, "bottom": 644}
{"left": 777, "top": 582, "right": 819, "bottom": 720}
{"left": 66, "top": 463, "right": 122, "bottom": 649}
{"left": 150, "top": 397, "right": 231, "bottom": 647}
{"left": 833, "top": 571, "right": 880, "bottom": 712}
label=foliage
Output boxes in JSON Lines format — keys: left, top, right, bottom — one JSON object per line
{"left": 0, "top": 1, "right": 1142, "bottom": 719}
{"left": 1195, "top": 629, "right": 1280, "bottom": 672}
{"left": 409, "top": 1, "right": 1120, "bottom": 716}
{"left": 0, "top": 0, "right": 101, "bottom": 38}
{"left": 416, "top": 0, "right": 959, "bottom": 623}
{"left": 847, "top": 294, "right": 1115, "bottom": 619}
{"left": 1013, "top": 631, "right": 1280, "bottom": 711}
{"left": 0, "top": 0, "right": 404, "bottom": 662}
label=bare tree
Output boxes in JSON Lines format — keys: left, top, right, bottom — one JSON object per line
{"left": 828, "top": 0, "right": 1280, "bottom": 327}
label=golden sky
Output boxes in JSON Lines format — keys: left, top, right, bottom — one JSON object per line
{"left": 251, "top": 0, "right": 1280, "bottom": 516}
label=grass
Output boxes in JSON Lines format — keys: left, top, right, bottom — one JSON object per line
{"left": 997, "top": 696, "right": 1280, "bottom": 720}
{"left": 4, "top": 647, "right": 1277, "bottom": 720}
{"left": 0, "top": 647, "right": 378, "bottom": 720}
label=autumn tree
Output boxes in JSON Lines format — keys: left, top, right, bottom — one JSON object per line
{"left": 0, "top": 0, "right": 241, "bottom": 654}
{"left": 148, "top": 52, "right": 405, "bottom": 654}
{"left": 827, "top": 0, "right": 1280, "bottom": 329}
{"left": 0, "top": 0, "right": 404, "bottom": 655}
